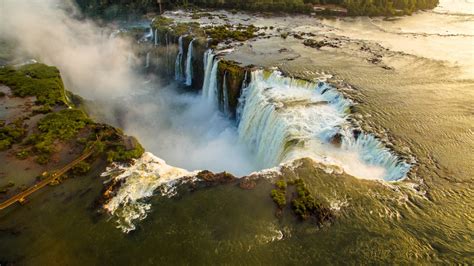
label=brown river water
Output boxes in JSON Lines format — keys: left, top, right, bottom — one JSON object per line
{"left": 0, "top": 0, "right": 473, "bottom": 264}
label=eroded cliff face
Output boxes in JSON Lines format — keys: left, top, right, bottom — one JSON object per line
{"left": 144, "top": 16, "right": 254, "bottom": 118}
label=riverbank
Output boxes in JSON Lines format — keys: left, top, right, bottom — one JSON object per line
{"left": 0, "top": 1, "right": 472, "bottom": 264}
{"left": 0, "top": 63, "right": 144, "bottom": 204}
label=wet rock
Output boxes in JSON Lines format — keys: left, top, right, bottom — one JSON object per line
{"left": 239, "top": 177, "right": 256, "bottom": 190}
{"left": 303, "top": 39, "right": 324, "bottom": 49}
{"left": 303, "top": 39, "right": 339, "bottom": 49}
{"left": 368, "top": 57, "right": 381, "bottom": 64}
{"left": 293, "top": 33, "right": 304, "bottom": 40}
{"left": 330, "top": 133, "right": 343, "bottom": 148}
{"left": 278, "top": 48, "right": 289, "bottom": 53}
{"left": 196, "top": 170, "right": 236, "bottom": 184}
{"left": 353, "top": 129, "right": 362, "bottom": 139}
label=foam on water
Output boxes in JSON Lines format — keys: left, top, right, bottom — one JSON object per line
{"left": 237, "top": 70, "right": 410, "bottom": 181}
{"left": 102, "top": 152, "right": 197, "bottom": 233}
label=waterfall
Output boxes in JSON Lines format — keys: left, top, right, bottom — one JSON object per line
{"left": 154, "top": 29, "right": 158, "bottom": 46}
{"left": 222, "top": 72, "right": 230, "bottom": 116}
{"left": 175, "top": 36, "right": 184, "bottom": 81}
{"left": 165, "top": 33, "right": 170, "bottom": 75}
{"left": 145, "top": 27, "right": 153, "bottom": 41}
{"left": 236, "top": 70, "right": 248, "bottom": 123}
{"left": 201, "top": 49, "right": 215, "bottom": 98}
{"left": 237, "top": 70, "right": 410, "bottom": 181}
{"left": 204, "top": 59, "right": 220, "bottom": 106}
{"left": 184, "top": 39, "right": 195, "bottom": 86}
{"left": 145, "top": 52, "right": 150, "bottom": 68}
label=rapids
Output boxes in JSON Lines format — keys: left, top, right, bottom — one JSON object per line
{"left": 1, "top": 0, "right": 473, "bottom": 263}
{"left": 237, "top": 70, "right": 410, "bottom": 181}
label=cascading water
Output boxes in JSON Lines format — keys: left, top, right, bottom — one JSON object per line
{"left": 144, "top": 27, "right": 153, "bottom": 41}
{"left": 145, "top": 52, "right": 150, "bottom": 68}
{"left": 175, "top": 36, "right": 184, "bottom": 81}
{"left": 205, "top": 59, "right": 220, "bottom": 106}
{"left": 236, "top": 70, "right": 249, "bottom": 123}
{"left": 201, "top": 50, "right": 221, "bottom": 107}
{"left": 154, "top": 29, "right": 158, "bottom": 46}
{"left": 102, "top": 40, "right": 411, "bottom": 234}
{"left": 201, "top": 49, "right": 215, "bottom": 97}
{"left": 237, "top": 70, "right": 410, "bottom": 181}
{"left": 222, "top": 72, "right": 230, "bottom": 116}
{"left": 185, "top": 39, "right": 195, "bottom": 86}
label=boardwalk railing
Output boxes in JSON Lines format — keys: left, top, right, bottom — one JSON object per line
{"left": 0, "top": 140, "right": 99, "bottom": 211}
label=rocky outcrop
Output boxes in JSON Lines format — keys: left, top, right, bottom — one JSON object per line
{"left": 196, "top": 170, "right": 236, "bottom": 184}
{"left": 217, "top": 60, "right": 248, "bottom": 118}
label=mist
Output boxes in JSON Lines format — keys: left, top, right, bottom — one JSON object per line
{"left": 0, "top": 0, "right": 138, "bottom": 99}
{"left": 0, "top": 0, "right": 258, "bottom": 175}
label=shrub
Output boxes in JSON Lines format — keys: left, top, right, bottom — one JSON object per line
{"left": 16, "top": 149, "right": 30, "bottom": 160}
{"left": 276, "top": 180, "right": 287, "bottom": 189}
{"left": 106, "top": 139, "right": 145, "bottom": 163}
{"left": 0, "top": 63, "right": 67, "bottom": 106}
{"left": 0, "top": 118, "right": 27, "bottom": 150}
{"left": 71, "top": 161, "right": 91, "bottom": 175}
{"left": 35, "top": 154, "right": 50, "bottom": 165}
{"left": 271, "top": 189, "right": 287, "bottom": 208}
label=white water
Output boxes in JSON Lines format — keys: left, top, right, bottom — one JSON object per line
{"left": 154, "top": 28, "right": 158, "bottom": 46}
{"left": 201, "top": 49, "right": 215, "bottom": 96}
{"left": 102, "top": 152, "right": 197, "bottom": 233}
{"left": 236, "top": 70, "right": 248, "bottom": 123}
{"left": 185, "top": 38, "right": 195, "bottom": 86}
{"left": 222, "top": 72, "right": 230, "bottom": 116}
{"left": 203, "top": 59, "right": 220, "bottom": 106}
{"left": 143, "top": 27, "right": 153, "bottom": 42}
{"left": 175, "top": 36, "right": 184, "bottom": 81}
{"left": 145, "top": 52, "right": 150, "bottom": 68}
{"left": 237, "top": 70, "right": 410, "bottom": 181}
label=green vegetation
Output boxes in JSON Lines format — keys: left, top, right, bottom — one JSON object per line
{"left": 152, "top": 15, "right": 257, "bottom": 46}
{"left": 0, "top": 63, "right": 67, "bottom": 108}
{"left": 23, "top": 109, "right": 91, "bottom": 164}
{"left": 106, "top": 137, "right": 145, "bottom": 163}
{"left": 16, "top": 149, "right": 30, "bottom": 160}
{"left": 0, "top": 118, "right": 27, "bottom": 151}
{"left": 271, "top": 189, "right": 287, "bottom": 208}
{"left": 204, "top": 24, "right": 257, "bottom": 43}
{"left": 152, "top": 16, "right": 174, "bottom": 32}
{"left": 218, "top": 60, "right": 246, "bottom": 115}
{"left": 276, "top": 179, "right": 287, "bottom": 190}
{"left": 290, "top": 179, "right": 333, "bottom": 222}
{"left": 71, "top": 161, "right": 91, "bottom": 175}
{"left": 176, "top": 0, "right": 439, "bottom": 15}
{"left": 270, "top": 179, "right": 287, "bottom": 208}
{"left": 76, "top": 0, "right": 439, "bottom": 18}
{"left": 37, "top": 109, "right": 91, "bottom": 140}
{"left": 270, "top": 178, "right": 333, "bottom": 224}
{"left": 338, "top": 0, "right": 439, "bottom": 16}
{"left": 0, "top": 62, "right": 145, "bottom": 190}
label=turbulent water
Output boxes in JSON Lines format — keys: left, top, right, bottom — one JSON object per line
{"left": 185, "top": 38, "right": 195, "bottom": 86}
{"left": 237, "top": 70, "right": 410, "bottom": 181}
{"left": 1, "top": 0, "right": 473, "bottom": 264}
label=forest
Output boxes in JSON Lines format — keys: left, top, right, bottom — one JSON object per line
{"left": 75, "top": 0, "right": 439, "bottom": 18}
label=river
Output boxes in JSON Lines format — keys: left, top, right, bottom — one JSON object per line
{"left": 0, "top": 0, "right": 473, "bottom": 264}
